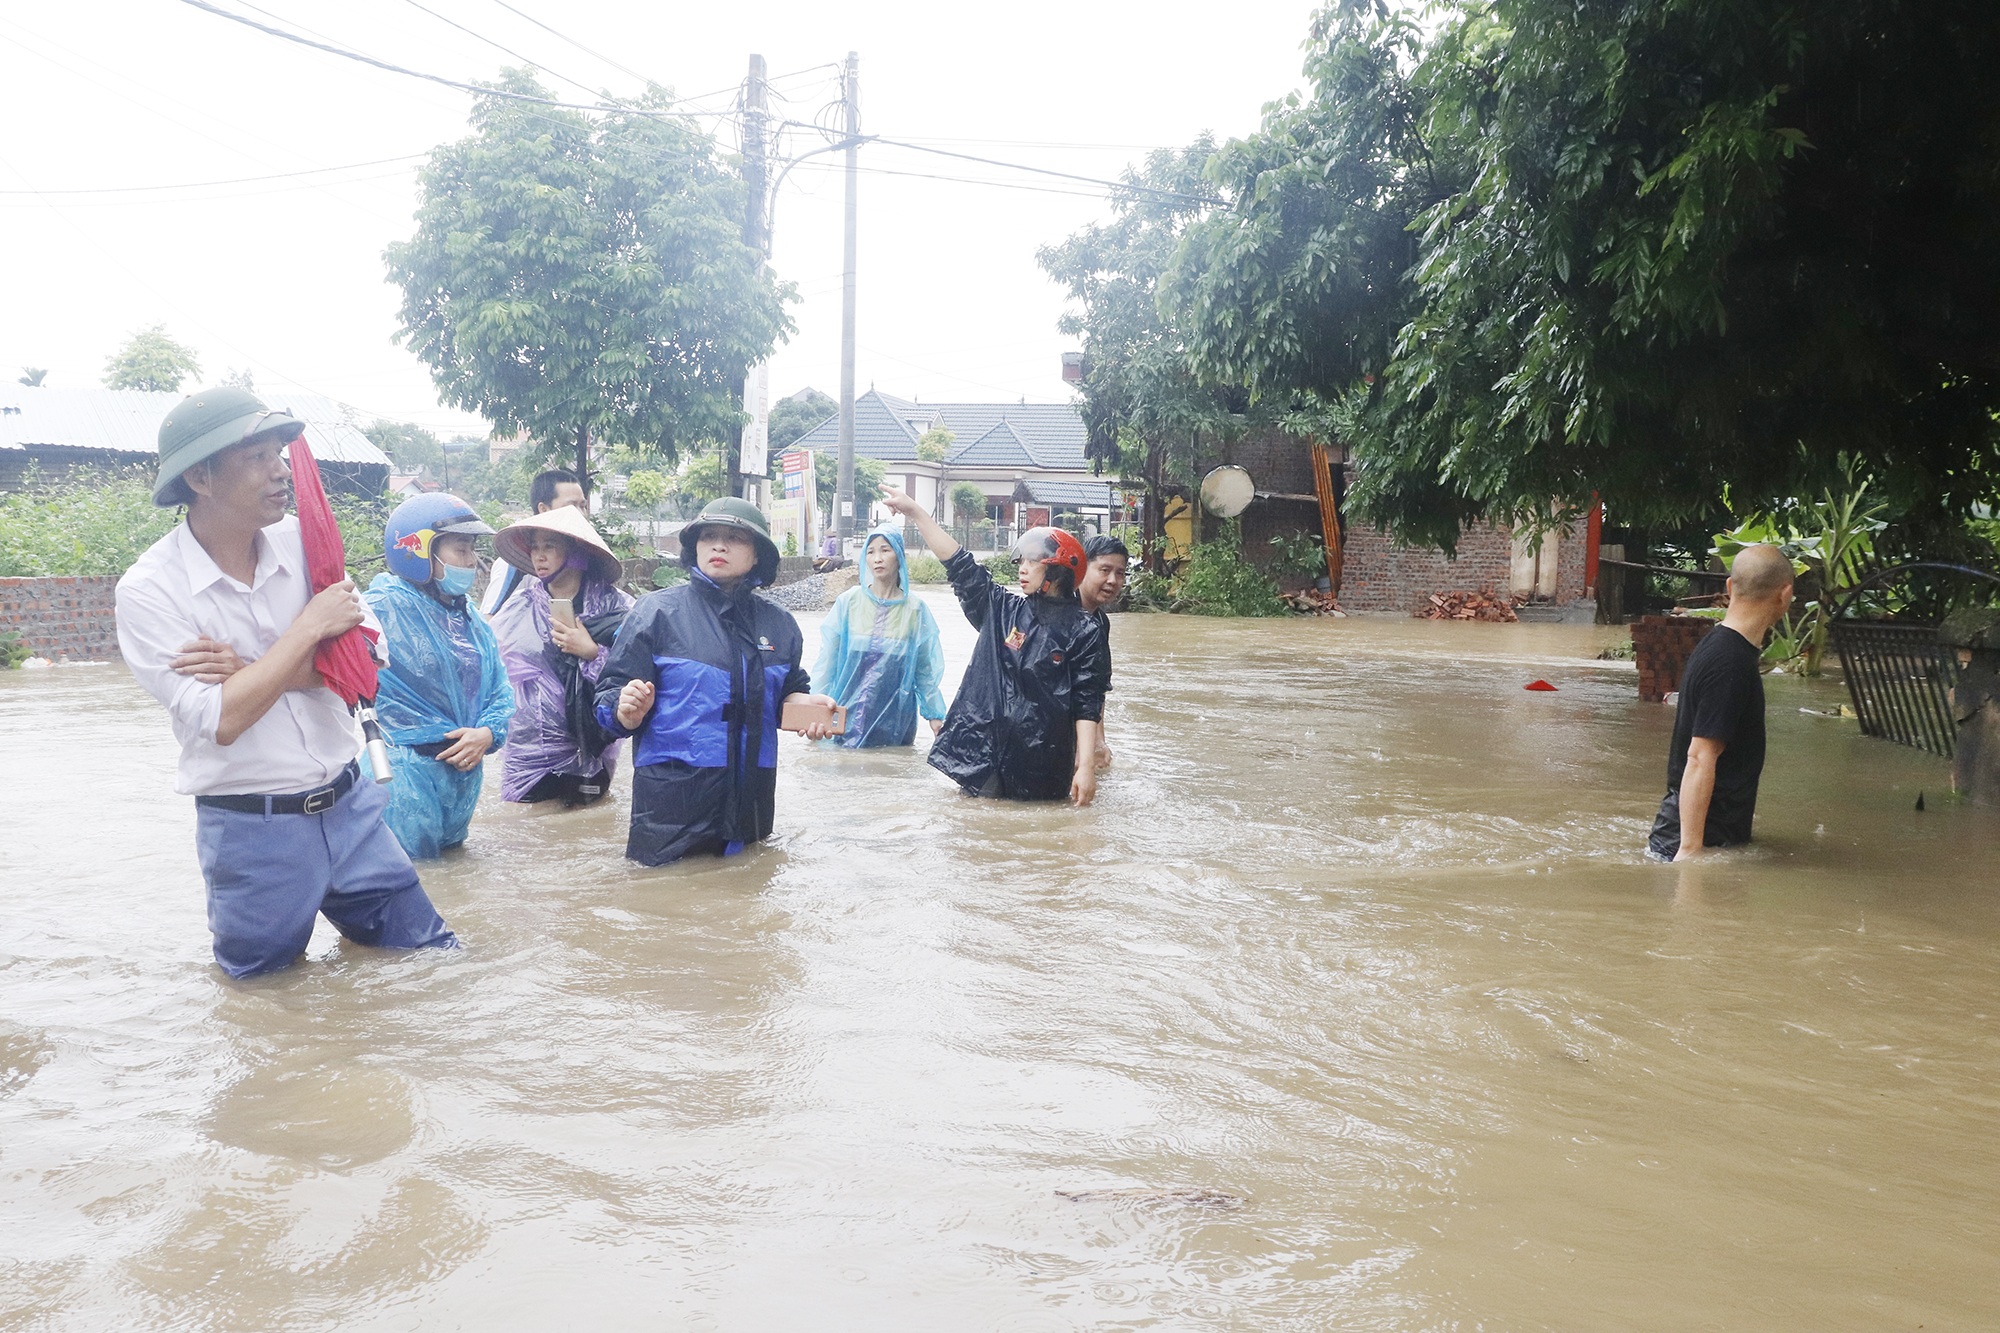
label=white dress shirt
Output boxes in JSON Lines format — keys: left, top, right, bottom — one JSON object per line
{"left": 116, "top": 515, "right": 384, "bottom": 796}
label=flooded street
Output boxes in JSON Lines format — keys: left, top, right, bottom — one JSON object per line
{"left": 3, "top": 595, "right": 1997, "bottom": 1330}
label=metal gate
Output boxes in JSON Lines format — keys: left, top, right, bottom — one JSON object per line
{"left": 1830, "top": 622, "right": 1959, "bottom": 757}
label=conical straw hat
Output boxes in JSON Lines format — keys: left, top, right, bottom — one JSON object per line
{"left": 493, "top": 504, "right": 623, "bottom": 586}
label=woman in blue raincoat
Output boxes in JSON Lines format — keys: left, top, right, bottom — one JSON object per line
{"left": 813, "top": 523, "right": 948, "bottom": 747}
{"left": 366, "top": 493, "right": 514, "bottom": 858}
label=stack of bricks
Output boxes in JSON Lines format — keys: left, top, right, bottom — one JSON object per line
{"left": 1632, "top": 614, "right": 1716, "bottom": 702}
{"left": 0, "top": 576, "right": 122, "bottom": 662}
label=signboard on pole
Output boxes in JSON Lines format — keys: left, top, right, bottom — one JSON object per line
{"left": 766, "top": 497, "right": 809, "bottom": 558}
{"left": 738, "top": 361, "right": 770, "bottom": 477}
{"left": 780, "top": 448, "right": 812, "bottom": 499}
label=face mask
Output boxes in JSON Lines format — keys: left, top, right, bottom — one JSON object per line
{"left": 436, "top": 562, "right": 478, "bottom": 597}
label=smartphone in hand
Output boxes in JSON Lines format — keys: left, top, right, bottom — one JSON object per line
{"left": 550, "top": 597, "right": 577, "bottom": 627}
{"left": 780, "top": 698, "right": 847, "bottom": 735}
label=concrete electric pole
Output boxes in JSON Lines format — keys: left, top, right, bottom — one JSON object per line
{"left": 734, "top": 54, "right": 771, "bottom": 503}
{"left": 836, "top": 50, "right": 859, "bottom": 542}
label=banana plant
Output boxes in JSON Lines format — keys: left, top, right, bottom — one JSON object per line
{"left": 1712, "top": 461, "right": 1886, "bottom": 675}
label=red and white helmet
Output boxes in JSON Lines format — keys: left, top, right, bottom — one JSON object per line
{"left": 1011, "top": 526, "right": 1087, "bottom": 596}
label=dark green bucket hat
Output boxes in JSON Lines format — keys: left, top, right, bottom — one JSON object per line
{"left": 680, "top": 496, "right": 781, "bottom": 585}
{"left": 153, "top": 386, "right": 307, "bottom": 506}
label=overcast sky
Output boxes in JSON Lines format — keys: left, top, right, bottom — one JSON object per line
{"left": 0, "top": 1, "right": 1318, "bottom": 437}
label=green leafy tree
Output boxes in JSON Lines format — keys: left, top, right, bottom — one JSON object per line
{"left": 1040, "top": 140, "right": 1283, "bottom": 566}
{"left": 815, "top": 452, "right": 884, "bottom": 520}
{"left": 768, "top": 388, "right": 836, "bottom": 454}
{"left": 1173, "top": 0, "right": 2000, "bottom": 547}
{"left": 363, "top": 421, "right": 446, "bottom": 476}
{"left": 103, "top": 325, "right": 200, "bottom": 394}
{"left": 623, "top": 469, "right": 668, "bottom": 511}
{"left": 916, "top": 426, "right": 954, "bottom": 464}
{"left": 948, "top": 481, "right": 988, "bottom": 527}
{"left": 386, "top": 71, "right": 794, "bottom": 487}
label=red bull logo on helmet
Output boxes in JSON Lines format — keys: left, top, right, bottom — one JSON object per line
{"left": 394, "top": 530, "right": 432, "bottom": 555}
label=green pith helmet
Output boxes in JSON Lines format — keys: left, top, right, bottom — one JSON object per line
{"left": 152, "top": 386, "right": 307, "bottom": 507}
{"left": 680, "top": 496, "right": 781, "bottom": 585}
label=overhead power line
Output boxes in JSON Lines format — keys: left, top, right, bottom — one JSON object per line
{"left": 400, "top": 0, "right": 605, "bottom": 103}
{"left": 484, "top": 0, "right": 654, "bottom": 88}
{"left": 0, "top": 155, "right": 426, "bottom": 196}
{"left": 789, "top": 130, "right": 1222, "bottom": 207}
{"left": 172, "top": 0, "right": 729, "bottom": 120}
{"left": 874, "top": 136, "right": 1222, "bottom": 205}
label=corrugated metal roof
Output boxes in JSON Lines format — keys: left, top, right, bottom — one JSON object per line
{"left": 0, "top": 386, "right": 391, "bottom": 467}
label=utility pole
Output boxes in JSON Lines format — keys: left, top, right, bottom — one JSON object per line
{"left": 734, "top": 53, "right": 771, "bottom": 503}
{"left": 836, "top": 50, "right": 859, "bottom": 543}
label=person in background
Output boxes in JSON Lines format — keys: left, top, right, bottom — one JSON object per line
{"left": 813, "top": 522, "right": 948, "bottom": 748}
{"left": 594, "top": 498, "right": 840, "bottom": 865}
{"left": 489, "top": 504, "right": 633, "bottom": 806}
{"left": 1078, "top": 535, "right": 1130, "bottom": 769}
{"left": 812, "top": 528, "right": 846, "bottom": 574}
{"left": 481, "top": 468, "right": 587, "bottom": 616}
{"left": 114, "top": 387, "right": 456, "bottom": 978}
{"left": 367, "top": 494, "right": 515, "bottom": 858}
{"left": 1648, "top": 543, "right": 1797, "bottom": 861}
{"left": 880, "top": 488, "right": 1109, "bottom": 806}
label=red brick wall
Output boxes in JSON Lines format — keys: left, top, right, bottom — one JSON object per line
{"left": 1339, "top": 521, "right": 1519, "bottom": 611}
{"left": 0, "top": 576, "right": 121, "bottom": 662}
{"left": 1631, "top": 615, "right": 1716, "bottom": 702}
{"left": 1338, "top": 503, "right": 1592, "bottom": 612}
{"left": 1223, "top": 429, "right": 1318, "bottom": 495}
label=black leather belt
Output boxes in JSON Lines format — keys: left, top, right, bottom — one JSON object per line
{"left": 195, "top": 762, "right": 359, "bottom": 816}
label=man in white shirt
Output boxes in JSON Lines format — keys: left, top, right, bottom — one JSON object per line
{"left": 117, "top": 387, "right": 457, "bottom": 978}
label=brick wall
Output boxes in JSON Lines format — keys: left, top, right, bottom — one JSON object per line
{"left": 0, "top": 576, "right": 121, "bottom": 662}
{"left": 1631, "top": 615, "right": 1716, "bottom": 702}
{"left": 1339, "top": 521, "right": 1517, "bottom": 611}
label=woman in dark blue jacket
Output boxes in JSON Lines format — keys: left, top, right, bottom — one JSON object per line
{"left": 594, "top": 499, "right": 836, "bottom": 865}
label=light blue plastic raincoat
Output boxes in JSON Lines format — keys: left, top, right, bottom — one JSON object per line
{"left": 813, "top": 524, "right": 948, "bottom": 748}
{"left": 365, "top": 573, "right": 514, "bottom": 858}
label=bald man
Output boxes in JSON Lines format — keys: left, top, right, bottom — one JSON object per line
{"left": 1649, "top": 544, "right": 1796, "bottom": 861}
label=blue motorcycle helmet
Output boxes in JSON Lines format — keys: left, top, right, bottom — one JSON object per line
{"left": 384, "top": 493, "right": 495, "bottom": 585}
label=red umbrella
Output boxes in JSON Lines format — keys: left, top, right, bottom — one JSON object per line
{"left": 288, "top": 434, "right": 393, "bottom": 781}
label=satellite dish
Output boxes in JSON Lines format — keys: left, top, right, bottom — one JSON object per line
{"left": 1199, "top": 465, "right": 1255, "bottom": 518}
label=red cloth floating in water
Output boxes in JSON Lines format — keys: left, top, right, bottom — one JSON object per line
{"left": 1524, "top": 679, "right": 1558, "bottom": 691}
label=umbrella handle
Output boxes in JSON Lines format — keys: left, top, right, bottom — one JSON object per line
{"left": 357, "top": 700, "right": 395, "bottom": 784}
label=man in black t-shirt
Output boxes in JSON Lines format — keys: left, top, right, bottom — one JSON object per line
{"left": 1648, "top": 544, "right": 1796, "bottom": 860}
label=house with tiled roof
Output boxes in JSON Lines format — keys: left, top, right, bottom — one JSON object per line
{"left": 786, "top": 388, "right": 1114, "bottom": 538}
{"left": 0, "top": 386, "right": 391, "bottom": 496}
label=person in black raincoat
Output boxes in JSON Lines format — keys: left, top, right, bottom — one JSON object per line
{"left": 593, "top": 499, "right": 839, "bottom": 865}
{"left": 880, "top": 489, "right": 1109, "bottom": 806}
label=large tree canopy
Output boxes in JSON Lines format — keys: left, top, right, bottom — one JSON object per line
{"left": 103, "top": 325, "right": 201, "bottom": 394}
{"left": 387, "top": 73, "right": 793, "bottom": 472}
{"left": 1165, "top": 0, "right": 2000, "bottom": 547}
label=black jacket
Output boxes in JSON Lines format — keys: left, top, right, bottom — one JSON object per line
{"left": 595, "top": 573, "right": 810, "bottom": 864}
{"left": 928, "top": 548, "right": 1109, "bottom": 800}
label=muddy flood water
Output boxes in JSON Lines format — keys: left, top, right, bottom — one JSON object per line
{"left": 3, "top": 595, "right": 1997, "bottom": 1331}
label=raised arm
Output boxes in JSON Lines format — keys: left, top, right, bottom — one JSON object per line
{"left": 879, "top": 487, "right": 959, "bottom": 561}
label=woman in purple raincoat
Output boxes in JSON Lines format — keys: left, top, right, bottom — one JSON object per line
{"left": 489, "top": 505, "right": 633, "bottom": 806}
